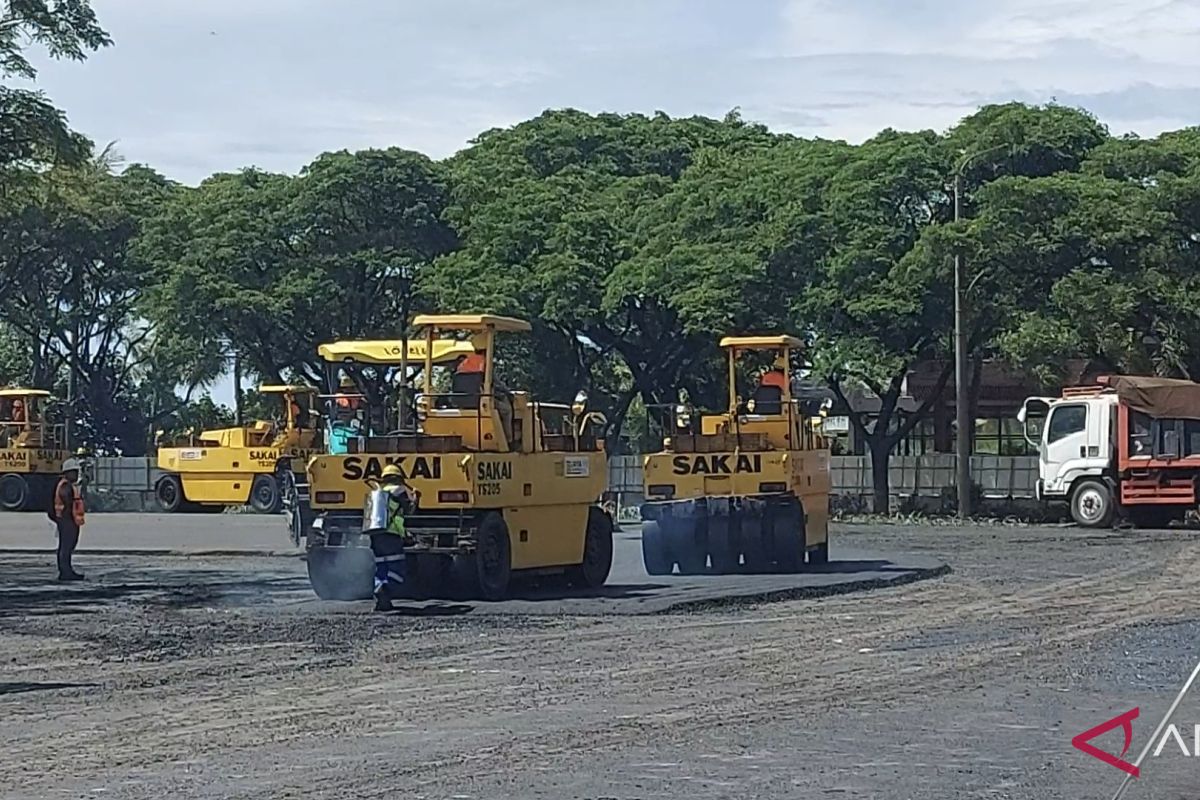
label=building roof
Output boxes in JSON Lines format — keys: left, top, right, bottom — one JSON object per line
{"left": 317, "top": 339, "right": 477, "bottom": 365}
{"left": 718, "top": 334, "right": 805, "bottom": 350}
{"left": 412, "top": 313, "right": 531, "bottom": 333}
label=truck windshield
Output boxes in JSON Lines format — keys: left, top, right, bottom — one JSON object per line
{"left": 1047, "top": 405, "right": 1087, "bottom": 443}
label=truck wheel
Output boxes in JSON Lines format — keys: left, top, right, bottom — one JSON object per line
{"left": 155, "top": 475, "right": 184, "bottom": 513}
{"left": 1071, "top": 480, "right": 1115, "bottom": 528}
{"left": 249, "top": 474, "right": 281, "bottom": 514}
{"left": 641, "top": 519, "right": 674, "bottom": 575}
{"left": 0, "top": 473, "right": 28, "bottom": 511}
{"left": 475, "top": 512, "right": 512, "bottom": 600}
{"left": 306, "top": 545, "right": 374, "bottom": 601}
{"left": 568, "top": 507, "right": 614, "bottom": 589}
{"left": 1126, "top": 506, "right": 1178, "bottom": 529}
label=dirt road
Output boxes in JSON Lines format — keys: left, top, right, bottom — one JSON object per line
{"left": 4, "top": 521, "right": 1200, "bottom": 798}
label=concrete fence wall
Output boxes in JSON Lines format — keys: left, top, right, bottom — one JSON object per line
{"left": 86, "top": 454, "right": 1041, "bottom": 515}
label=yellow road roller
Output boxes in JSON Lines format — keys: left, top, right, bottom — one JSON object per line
{"left": 640, "top": 334, "right": 831, "bottom": 574}
{"left": 154, "top": 385, "right": 321, "bottom": 513}
{"left": 301, "top": 314, "right": 612, "bottom": 601}
{"left": 0, "top": 388, "right": 67, "bottom": 512}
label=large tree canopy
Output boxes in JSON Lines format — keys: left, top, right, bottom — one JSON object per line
{"left": 8, "top": 94, "right": 1200, "bottom": 503}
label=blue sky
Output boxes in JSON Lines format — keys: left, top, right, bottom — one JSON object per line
{"left": 29, "top": 0, "right": 1200, "bottom": 403}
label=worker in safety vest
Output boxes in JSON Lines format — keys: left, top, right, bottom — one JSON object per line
{"left": 371, "top": 463, "right": 416, "bottom": 612}
{"left": 53, "top": 457, "right": 86, "bottom": 582}
{"left": 453, "top": 353, "right": 514, "bottom": 446}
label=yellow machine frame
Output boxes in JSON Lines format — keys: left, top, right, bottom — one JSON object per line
{"left": 0, "top": 388, "right": 67, "bottom": 512}
{"left": 640, "top": 334, "right": 831, "bottom": 575}
{"left": 303, "top": 313, "right": 612, "bottom": 602}
{"left": 155, "top": 385, "right": 321, "bottom": 514}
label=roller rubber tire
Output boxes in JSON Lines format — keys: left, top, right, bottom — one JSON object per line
{"left": 641, "top": 520, "right": 674, "bottom": 575}
{"left": 568, "top": 507, "right": 614, "bottom": 589}
{"left": 306, "top": 545, "right": 374, "bottom": 601}
{"left": 668, "top": 514, "right": 708, "bottom": 575}
{"left": 0, "top": 473, "right": 28, "bottom": 511}
{"left": 707, "top": 508, "right": 740, "bottom": 574}
{"left": 475, "top": 512, "right": 512, "bottom": 601}
{"left": 155, "top": 474, "right": 184, "bottom": 513}
{"left": 249, "top": 474, "right": 282, "bottom": 514}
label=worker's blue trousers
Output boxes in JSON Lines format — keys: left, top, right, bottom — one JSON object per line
{"left": 370, "top": 533, "right": 406, "bottom": 595}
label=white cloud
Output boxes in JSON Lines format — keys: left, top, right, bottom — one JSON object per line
{"left": 22, "top": 0, "right": 1200, "bottom": 183}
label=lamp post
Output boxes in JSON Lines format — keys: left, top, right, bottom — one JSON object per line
{"left": 953, "top": 145, "right": 1008, "bottom": 518}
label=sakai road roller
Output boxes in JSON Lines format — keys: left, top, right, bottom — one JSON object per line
{"left": 283, "top": 336, "right": 479, "bottom": 545}
{"left": 640, "top": 335, "right": 832, "bottom": 574}
{"left": 301, "top": 314, "right": 613, "bottom": 601}
{"left": 155, "top": 385, "right": 322, "bottom": 513}
{"left": 0, "top": 388, "right": 68, "bottom": 512}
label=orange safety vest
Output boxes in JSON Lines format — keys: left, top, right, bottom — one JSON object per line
{"left": 457, "top": 353, "right": 485, "bottom": 374}
{"left": 760, "top": 370, "right": 787, "bottom": 390}
{"left": 54, "top": 479, "right": 85, "bottom": 527}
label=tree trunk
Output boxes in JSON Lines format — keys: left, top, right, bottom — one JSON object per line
{"left": 233, "top": 353, "right": 244, "bottom": 426}
{"left": 868, "top": 435, "right": 892, "bottom": 514}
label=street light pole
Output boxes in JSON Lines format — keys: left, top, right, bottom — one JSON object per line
{"left": 953, "top": 170, "right": 971, "bottom": 518}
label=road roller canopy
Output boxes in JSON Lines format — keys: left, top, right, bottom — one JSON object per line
{"left": 719, "top": 335, "right": 805, "bottom": 350}
{"left": 258, "top": 384, "right": 318, "bottom": 395}
{"left": 317, "top": 339, "right": 477, "bottom": 365}
{"left": 0, "top": 388, "right": 52, "bottom": 398}
{"left": 412, "top": 313, "right": 531, "bottom": 333}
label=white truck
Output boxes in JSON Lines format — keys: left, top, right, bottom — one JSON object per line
{"left": 1018, "top": 375, "right": 1200, "bottom": 528}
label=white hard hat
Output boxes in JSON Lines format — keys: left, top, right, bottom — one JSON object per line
{"left": 61, "top": 458, "right": 82, "bottom": 473}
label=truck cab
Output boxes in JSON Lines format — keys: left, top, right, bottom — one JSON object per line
{"left": 1020, "top": 376, "right": 1200, "bottom": 528}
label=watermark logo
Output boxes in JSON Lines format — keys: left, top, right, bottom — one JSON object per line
{"left": 1072, "top": 707, "right": 1140, "bottom": 778}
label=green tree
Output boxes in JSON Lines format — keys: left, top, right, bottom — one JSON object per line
{"left": 139, "top": 148, "right": 456, "bottom": 387}
{"left": 0, "top": 151, "right": 197, "bottom": 453}
{"left": 425, "top": 109, "right": 778, "bottom": 443}
{"left": 0, "top": 0, "right": 110, "bottom": 170}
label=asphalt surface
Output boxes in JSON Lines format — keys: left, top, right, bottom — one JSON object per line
{"left": 0, "top": 513, "right": 945, "bottom": 615}
{"left": 5, "top": 517, "right": 1200, "bottom": 798}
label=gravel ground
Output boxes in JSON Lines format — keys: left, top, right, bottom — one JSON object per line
{"left": 4, "top": 521, "right": 1200, "bottom": 799}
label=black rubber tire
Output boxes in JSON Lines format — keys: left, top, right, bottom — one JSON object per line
{"left": 770, "top": 501, "right": 805, "bottom": 574}
{"left": 568, "top": 506, "right": 614, "bottom": 589}
{"left": 0, "top": 473, "right": 28, "bottom": 511}
{"left": 306, "top": 545, "right": 374, "bottom": 601}
{"left": 449, "top": 553, "right": 481, "bottom": 599}
{"left": 807, "top": 542, "right": 829, "bottom": 566}
{"left": 400, "top": 553, "right": 447, "bottom": 600}
{"left": 155, "top": 474, "right": 184, "bottom": 513}
{"left": 641, "top": 519, "right": 674, "bottom": 576}
{"left": 1126, "top": 505, "right": 1179, "bottom": 529}
{"left": 249, "top": 474, "right": 282, "bottom": 514}
{"left": 1071, "top": 480, "right": 1115, "bottom": 528}
{"left": 475, "top": 512, "right": 512, "bottom": 601}
{"left": 668, "top": 513, "right": 708, "bottom": 575}
{"left": 707, "top": 508, "right": 740, "bottom": 574}
{"left": 740, "top": 507, "right": 770, "bottom": 573}
{"left": 289, "top": 499, "right": 314, "bottom": 548}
